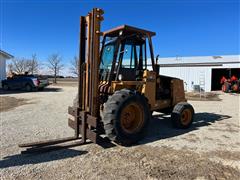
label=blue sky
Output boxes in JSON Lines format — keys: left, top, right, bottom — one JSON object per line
{"left": 1, "top": 0, "right": 239, "bottom": 75}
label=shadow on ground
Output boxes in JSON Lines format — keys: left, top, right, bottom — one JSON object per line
{"left": 140, "top": 112, "right": 231, "bottom": 144}
{"left": 0, "top": 137, "right": 115, "bottom": 169}
{"left": 0, "top": 87, "right": 62, "bottom": 95}
{"left": 0, "top": 149, "right": 88, "bottom": 169}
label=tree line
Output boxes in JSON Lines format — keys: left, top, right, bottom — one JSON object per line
{"left": 8, "top": 53, "right": 79, "bottom": 83}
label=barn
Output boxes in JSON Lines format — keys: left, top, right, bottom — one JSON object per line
{"left": 0, "top": 50, "right": 14, "bottom": 87}
{"left": 158, "top": 55, "right": 240, "bottom": 92}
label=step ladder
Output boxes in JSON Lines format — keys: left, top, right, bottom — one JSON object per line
{"left": 199, "top": 71, "right": 206, "bottom": 99}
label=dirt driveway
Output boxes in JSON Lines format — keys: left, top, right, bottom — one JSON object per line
{"left": 0, "top": 85, "right": 239, "bottom": 179}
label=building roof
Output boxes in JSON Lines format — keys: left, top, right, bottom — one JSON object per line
{"left": 158, "top": 55, "right": 240, "bottom": 67}
{"left": 0, "top": 50, "right": 14, "bottom": 59}
{"left": 103, "top": 25, "right": 156, "bottom": 37}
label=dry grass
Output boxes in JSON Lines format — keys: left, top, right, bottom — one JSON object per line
{"left": 185, "top": 92, "right": 221, "bottom": 101}
{"left": 49, "top": 78, "right": 78, "bottom": 87}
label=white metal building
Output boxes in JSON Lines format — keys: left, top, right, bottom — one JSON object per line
{"left": 0, "top": 50, "right": 14, "bottom": 87}
{"left": 158, "top": 55, "right": 240, "bottom": 92}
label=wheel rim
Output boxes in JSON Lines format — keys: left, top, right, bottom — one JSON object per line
{"left": 120, "top": 102, "right": 144, "bottom": 134}
{"left": 181, "top": 109, "right": 192, "bottom": 125}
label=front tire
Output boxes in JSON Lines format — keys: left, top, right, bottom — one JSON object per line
{"left": 171, "top": 102, "right": 194, "bottom": 129}
{"left": 3, "top": 84, "right": 9, "bottom": 91}
{"left": 102, "top": 89, "right": 150, "bottom": 145}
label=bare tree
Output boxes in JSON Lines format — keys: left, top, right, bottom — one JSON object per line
{"left": 7, "top": 63, "right": 13, "bottom": 73}
{"left": 27, "top": 54, "right": 39, "bottom": 74}
{"left": 47, "top": 54, "right": 64, "bottom": 83}
{"left": 10, "top": 58, "right": 29, "bottom": 74}
{"left": 69, "top": 56, "right": 79, "bottom": 76}
{"left": 7, "top": 54, "right": 40, "bottom": 75}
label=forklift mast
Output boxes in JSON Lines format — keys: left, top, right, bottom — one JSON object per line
{"left": 18, "top": 8, "right": 105, "bottom": 153}
{"left": 78, "top": 8, "right": 104, "bottom": 116}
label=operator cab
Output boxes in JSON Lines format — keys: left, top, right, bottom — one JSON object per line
{"left": 100, "top": 25, "right": 156, "bottom": 82}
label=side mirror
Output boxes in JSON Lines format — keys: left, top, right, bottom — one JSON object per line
{"left": 155, "top": 54, "right": 160, "bottom": 75}
{"left": 156, "top": 54, "right": 160, "bottom": 64}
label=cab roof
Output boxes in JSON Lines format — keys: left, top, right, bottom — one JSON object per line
{"left": 103, "top": 25, "right": 156, "bottom": 37}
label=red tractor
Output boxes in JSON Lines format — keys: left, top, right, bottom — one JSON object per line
{"left": 221, "top": 75, "right": 240, "bottom": 93}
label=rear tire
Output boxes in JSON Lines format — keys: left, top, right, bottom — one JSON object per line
{"left": 102, "top": 89, "right": 150, "bottom": 145}
{"left": 25, "top": 84, "right": 32, "bottom": 92}
{"left": 171, "top": 102, "right": 194, "bottom": 129}
{"left": 232, "top": 83, "right": 239, "bottom": 92}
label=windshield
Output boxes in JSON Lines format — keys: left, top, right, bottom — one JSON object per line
{"left": 100, "top": 43, "right": 115, "bottom": 70}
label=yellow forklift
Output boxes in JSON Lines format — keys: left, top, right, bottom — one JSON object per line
{"left": 19, "top": 8, "right": 194, "bottom": 152}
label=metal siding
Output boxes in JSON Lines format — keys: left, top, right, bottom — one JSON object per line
{"left": 205, "top": 68, "right": 212, "bottom": 92}
{"left": 159, "top": 66, "right": 211, "bottom": 92}
{"left": 0, "top": 57, "right": 6, "bottom": 88}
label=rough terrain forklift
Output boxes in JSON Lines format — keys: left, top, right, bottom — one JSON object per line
{"left": 19, "top": 8, "right": 194, "bottom": 152}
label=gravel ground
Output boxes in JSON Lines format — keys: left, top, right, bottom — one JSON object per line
{"left": 0, "top": 85, "right": 239, "bottom": 179}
